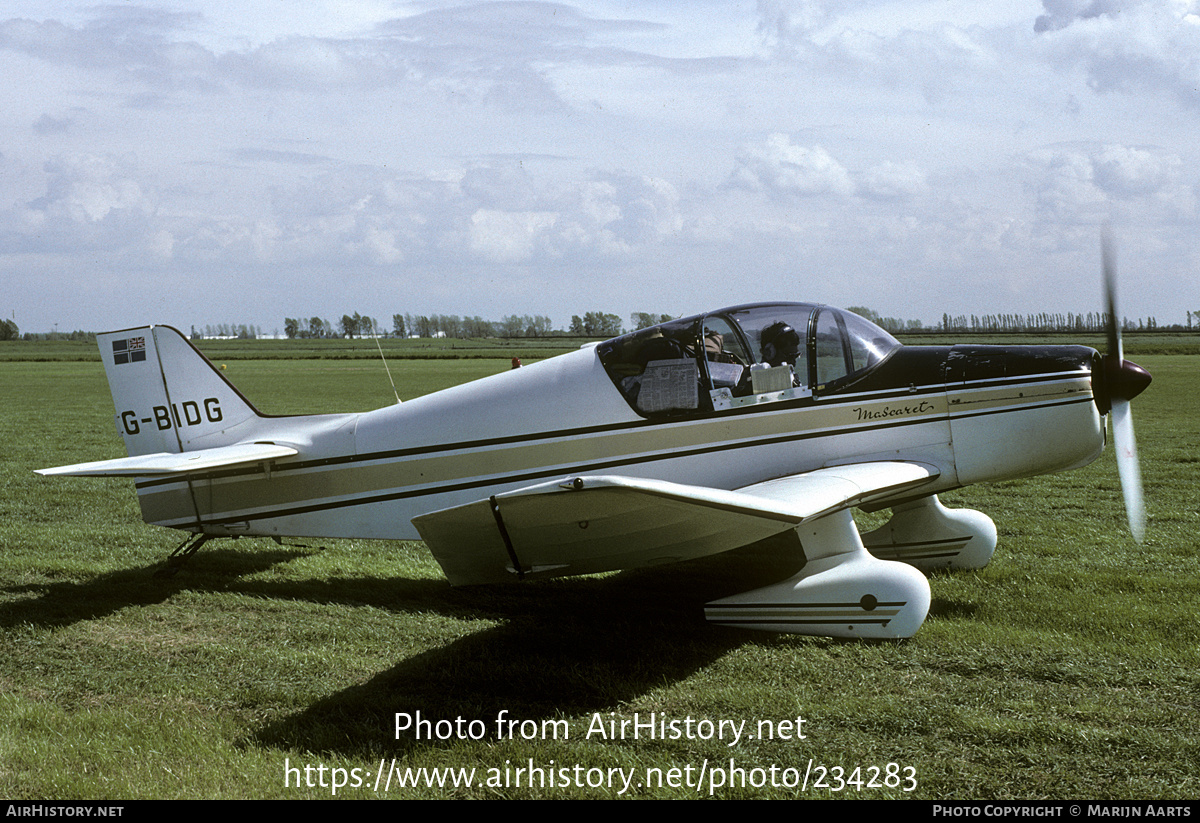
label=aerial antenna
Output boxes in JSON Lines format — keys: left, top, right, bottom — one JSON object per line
{"left": 374, "top": 333, "right": 402, "bottom": 404}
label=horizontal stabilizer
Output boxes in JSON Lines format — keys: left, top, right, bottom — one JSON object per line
{"left": 37, "top": 442, "right": 298, "bottom": 477}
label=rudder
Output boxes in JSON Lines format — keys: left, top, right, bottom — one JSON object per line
{"left": 99, "top": 326, "right": 261, "bottom": 458}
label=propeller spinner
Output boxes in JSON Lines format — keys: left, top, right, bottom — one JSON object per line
{"left": 1098, "top": 230, "right": 1152, "bottom": 542}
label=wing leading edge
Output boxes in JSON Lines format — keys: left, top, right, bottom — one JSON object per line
{"left": 414, "top": 461, "right": 939, "bottom": 585}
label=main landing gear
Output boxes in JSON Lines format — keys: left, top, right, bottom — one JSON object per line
{"left": 704, "top": 495, "right": 996, "bottom": 639}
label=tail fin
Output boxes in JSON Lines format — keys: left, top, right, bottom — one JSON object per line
{"left": 41, "top": 326, "right": 308, "bottom": 534}
{"left": 99, "top": 325, "right": 261, "bottom": 457}
{"left": 39, "top": 326, "right": 298, "bottom": 481}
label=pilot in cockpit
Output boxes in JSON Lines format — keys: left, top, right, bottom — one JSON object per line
{"left": 756, "top": 321, "right": 804, "bottom": 390}
{"left": 760, "top": 321, "right": 801, "bottom": 367}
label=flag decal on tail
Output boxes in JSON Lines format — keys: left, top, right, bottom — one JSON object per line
{"left": 112, "top": 337, "right": 146, "bottom": 365}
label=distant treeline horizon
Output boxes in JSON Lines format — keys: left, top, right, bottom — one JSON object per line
{"left": 8, "top": 307, "right": 1200, "bottom": 342}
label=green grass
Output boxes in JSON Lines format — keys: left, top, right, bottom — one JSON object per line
{"left": 1, "top": 352, "right": 1197, "bottom": 799}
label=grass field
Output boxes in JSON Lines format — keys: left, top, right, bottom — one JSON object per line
{"left": 1, "top": 349, "right": 1197, "bottom": 799}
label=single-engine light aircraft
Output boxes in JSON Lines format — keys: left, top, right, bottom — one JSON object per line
{"left": 38, "top": 263, "right": 1150, "bottom": 639}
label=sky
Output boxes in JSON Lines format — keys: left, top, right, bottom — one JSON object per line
{"left": 2, "top": 0, "right": 1198, "bottom": 335}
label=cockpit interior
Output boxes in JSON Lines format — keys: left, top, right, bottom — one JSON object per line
{"left": 597, "top": 303, "right": 900, "bottom": 417}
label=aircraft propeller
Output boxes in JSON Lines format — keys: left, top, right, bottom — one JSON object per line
{"left": 1099, "top": 229, "right": 1152, "bottom": 542}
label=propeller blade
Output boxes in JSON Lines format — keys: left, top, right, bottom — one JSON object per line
{"left": 1102, "top": 226, "right": 1123, "bottom": 362}
{"left": 1100, "top": 228, "right": 1147, "bottom": 542}
{"left": 1110, "top": 398, "right": 1145, "bottom": 543}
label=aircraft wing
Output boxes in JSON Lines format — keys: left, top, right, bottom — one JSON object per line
{"left": 414, "top": 461, "right": 938, "bottom": 585}
{"left": 36, "top": 442, "right": 298, "bottom": 477}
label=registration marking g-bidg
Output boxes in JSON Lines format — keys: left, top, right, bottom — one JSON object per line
{"left": 119, "top": 397, "right": 223, "bottom": 435}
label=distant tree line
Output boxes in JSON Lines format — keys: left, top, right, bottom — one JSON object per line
{"left": 846, "top": 307, "right": 927, "bottom": 334}
{"left": 6, "top": 304, "right": 1198, "bottom": 342}
{"left": 569, "top": 312, "right": 622, "bottom": 337}
{"left": 934, "top": 312, "right": 1175, "bottom": 334}
{"left": 277, "top": 307, "right": 1198, "bottom": 341}
{"left": 340, "top": 313, "right": 379, "bottom": 338}
{"left": 283, "top": 317, "right": 336, "bottom": 339}
{"left": 281, "top": 311, "right": 672, "bottom": 340}
{"left": 631, "top": 312, "right": 675, "bottom": 331}
{"left": 190, "top": 323, "right": 263, "bottom": 339}
{"left": 848, "top": 306, "right": 1188, "bottom": 335}
{"left": 393, "top": 313, "right": 555, "bottom": 339}
{"left": 10, "top": 328, "right": 96, "bottom": 342}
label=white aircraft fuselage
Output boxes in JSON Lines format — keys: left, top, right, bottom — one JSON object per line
{"left": 133, "top": 338, "right": 1102, "bottom": 540}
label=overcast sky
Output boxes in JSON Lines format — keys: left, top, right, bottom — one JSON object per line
{"left": 3, "top": 1, "right": 1198, "bottom": 335}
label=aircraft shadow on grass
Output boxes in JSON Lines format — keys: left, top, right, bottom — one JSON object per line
{"left": 0, "top": 544, "right": 320, "bottom": 632}
{"left": 1, "top": 531, "right": 976, "bottom": 760}
{"left": 249, "top": 534, "right": 980, "bottom": 758}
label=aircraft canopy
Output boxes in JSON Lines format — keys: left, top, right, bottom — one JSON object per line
{"left": 597, "top": 303, "right": 900, "bottom": 417}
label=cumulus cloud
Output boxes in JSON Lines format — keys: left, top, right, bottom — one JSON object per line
{"left": 0, "top": 152, "right": 157, "bottom": 255}
{"left": 729, "top": 134, "right": 854, "bottom": 198}
{"left": 466, "top": 172, "right": 681, "bottom": 261}
{"left": 755, "top": 0, "right": 833, "bottom": 50}
{"left": 30, "top": 153, "right": 151, "bottom": 223}
{"left": 1092, "top": 144, "right": 1181, "bottom": 196}
{"left": 1034, "top": 0, "right": 1143, "bottom": 33}
{"left": 1026, "top": 143, "right": 1194, "bottom": 221}
{"left": 469, "top": 208, "right": 558, "bottom": 262}
{"left": 459, "top": 164, "right": 540, "bottom": 211}
{"left": 566, "top": 173, "right": 681, "bottom": 250}
{"left": 1034, "top": 0, "right": 1200, "bottom": 109}
{"left": 859, "top": 161, "right": 929, "bottom": 200}
{"left": 0, "top": 9, "right": 217, "bottom": 90}
{"left": 753, "top": 0, "right": 1002, "bottom": 107}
